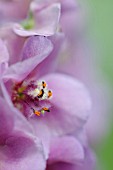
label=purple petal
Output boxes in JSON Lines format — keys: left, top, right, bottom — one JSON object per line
{"left": 20, "top": 35, "right": 52, "bottom": 60}
{"left": 48, "top": 136, "right": 84, "bottom": 164}
{"left": 14, "top": 3, "right": 61, "bottom": 37}
{"left": 43, "top": 73, "right": 91, "bottom": 133}
{"left": 0, "top": 97, "right": 14, "bottom": 144}
{"left": 3, "top": 36, "right": 53, "bottom": 82}
{"left": 0, "top": 24, "right": 26, "bottom": 65}
{"left": 29, "top": 73, "right": 91, "bottom": 138}
{"left": 0, "top": 80, "right": 35, "bottom": 134}
{"left": 29, "top": 33, "right": 64, "bottom": 79}
{"left": 0, "top": 93, "right": 46, "bottom": 170}
{"left": 0, "top": 135, "right": 46, "bottom": 170}
{"left": 47, "top": 148, "right": 96, "bottom": 170}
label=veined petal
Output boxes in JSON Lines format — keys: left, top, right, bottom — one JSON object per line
{"left": 3, "top": 36, "right": 53, "bottom": 82}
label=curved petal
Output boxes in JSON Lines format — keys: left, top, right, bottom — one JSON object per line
{"left": 14, "top": 3, "right": 61, "bottom": 37}
{"left": 47, "top": 148, "right": 96, "bottom": 170}
{"left": 29, "top": 73, "right": 91, "bottom": 138}
{"left": 48, "top": 136, "right": 84, "bottom": 164}
{"left": 3, "top": 36, "right": 53, "bottom": 82}
{"left": 0, "top": 134, "right": 46, "bottom": 170}
{"left": 29, "top": 33, "right": 64, "bottom": 79}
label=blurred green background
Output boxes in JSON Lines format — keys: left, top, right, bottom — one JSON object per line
{"left": 86, "top": 0, "right": 113, "bottom": 170}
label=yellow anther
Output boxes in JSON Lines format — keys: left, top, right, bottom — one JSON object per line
{"left": 42, "top": 81, "right": 47, "bottom": 88}
{"left": 48, "top": 90, "right": 52, "bottom": 98}
{"left": 34, "top": 110, "right": 41, "bottom": 116}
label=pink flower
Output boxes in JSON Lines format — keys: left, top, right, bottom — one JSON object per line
{"left": 0, "top": 33, "right": 94, "bottom": 169}
{"left": 0, "top": 1, "right": 96, "bottom": 169}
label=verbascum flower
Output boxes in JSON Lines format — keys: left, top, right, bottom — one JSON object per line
{"left": 0, "top": 32, "right": 94, "bottom": 169}
{"left": 0, "top": 0, "right": 96, "bottom": 169}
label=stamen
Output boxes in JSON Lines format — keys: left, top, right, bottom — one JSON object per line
{"left": 48, "top": 90, "right": 52, "bottom": 98}
{"left": 34, "top": 110, "right": 41, "bottom": 116}
{"left": 42, "top": 81, "right": 47, "bottom": 88}
{"left": 42, "top": 107, "right": 50, "bottom": 112}
{"left": 12, "top": 80, "right": 52, "bottom": 117}
{"left": 37, "top": 89, "right": 44, "bottom": 98}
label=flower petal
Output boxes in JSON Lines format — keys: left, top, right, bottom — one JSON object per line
{"left": 0, "top": 80, "right": 35, "bottom": 135}
{"left": 43, "top": 73, "right": 91, "bottom": 133}
{"left": 47, "top": 148, "right": 95, "bottom": 170}
{"left": 14, "top": 3, "right": 61, "bottom": 37}
{"left": 0, "top": 93, "right": 46, "bottom": 170}
{"left": 29, "top": 73, "right": 91, "bottom": 138}
{"left": 3, "top": 36, "right": 53, "bottom": 82}
{"left": 0, "top": 24, "right": 26, "bottom": 65}
{"left": 29, "top": 33, "right": 64, "bottom": 79}
{"left": 0, "top": 97, "right": 14, "bottom": 144}
{"left": 0, "top": 134, "right": 46, "bottom": 170}
{"left": 48, "top": 136, "right": 84, "bottom": 164}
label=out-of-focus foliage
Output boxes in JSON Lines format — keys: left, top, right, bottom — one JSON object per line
{"left": 86, "top": 0, "right": 113, "bottom": 170}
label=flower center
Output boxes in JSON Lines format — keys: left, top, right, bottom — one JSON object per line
{"left": 12, "top": 80, "right": 53, "bottom": 117}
